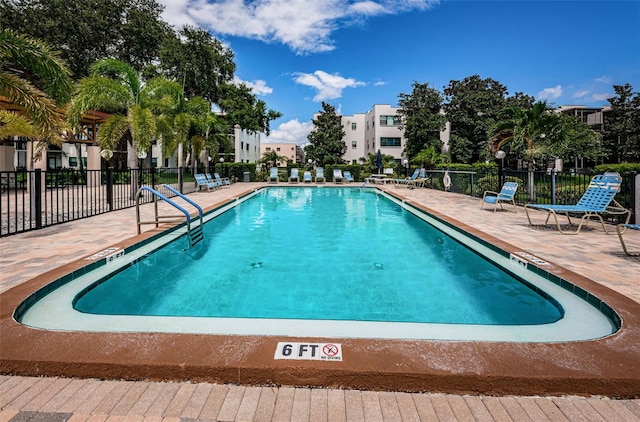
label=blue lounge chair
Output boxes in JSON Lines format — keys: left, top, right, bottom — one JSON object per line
{"left": 333, "top": 169, "right": 344, "bottom": 184}
{"left": 344, "top": 171, "right": 354, "bottom": 183}
{"left": 315, "top": 167, "right": 326, "bottom": 183}
{"left": 213, "top": 172, "right": 230, "bottom": 188}
{"left": 204, "top": 173, "right": 218, "bottom": 189}
{"left": 303, "top": 171, "right": 312, "bottom": 183}
{"left": 288, "top": 168, "right": 300, "bottom": 183}
{"left": 195, "top": 173, "right": 216, "bottom": 192}
{"left": 268, "top": 167, "right": 279, "bottom": 183}
{"left": 524, "top": 173, "right": 631, "bottom": 234}
{"left": 616, "top": 224, "right": 640, "bottom": 256}
{"left": 481, "top": 182, "right": 518, "bottom": 213}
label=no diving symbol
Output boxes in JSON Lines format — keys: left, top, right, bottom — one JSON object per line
{"left": 323, "top": 344, "right": 339, "bottom": 357}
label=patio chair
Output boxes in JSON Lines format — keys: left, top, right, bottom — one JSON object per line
{"left": 213, "top": 172, "right": 230, "bottom": 188}
{"left": 524, "top": 173, "right": 631, "bottom": 235}
{"left": 303, "top": 171, "right": 312, "bottom": 183}
{"left": 315, "top": 167, "right": 326, "bottom": 183}
{"left": 268, "top": 167, "right": 279, "bottom": 183}
{"left": 395, "top": 169, "right": 419, "bottom": 187}
{"left": 481, "top": 182, "right": 518, "bottom": 213}
{"left": 195, "top": 173, "right": 216, "bottom": 192}
{"left": 616, "top": 224, "right": 640, "bottom": 256}
{"left": 344, "top": 171, "right": 354, "bottom": 183}
{"left": 333, "top": 169, "right": 345, "bottom": 184}
{"left": 288, "top": 168, "right": 300, "bottom": 183}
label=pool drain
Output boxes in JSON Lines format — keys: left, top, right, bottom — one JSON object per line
{"left": 374, "top": 263, "right": 384, "bottom": 270}
{"left": 252, "top": 262, "right": 263, "bottom": 269}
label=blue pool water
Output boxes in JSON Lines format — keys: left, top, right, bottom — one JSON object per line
{"left": 74, "top": 188, "right": 562, "bottom": 325}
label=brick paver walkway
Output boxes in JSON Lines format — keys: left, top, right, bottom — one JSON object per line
{"left": 1, "top": 182, "right": 639, "bottom": 421}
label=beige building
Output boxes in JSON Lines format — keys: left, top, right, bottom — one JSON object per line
{"left": 260, "top": 143, "right": 305, "bottom": 166}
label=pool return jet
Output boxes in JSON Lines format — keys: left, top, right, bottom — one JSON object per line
{"left": 135, "top": 184, "right": 204, "bottom": 248}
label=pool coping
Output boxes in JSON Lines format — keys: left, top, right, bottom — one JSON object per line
{"left": 2, "top": 187, "right": 640, "bottom": 398}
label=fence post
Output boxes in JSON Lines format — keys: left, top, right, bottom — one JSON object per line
{"left": 34, "top": 169, "right": 42, "bottom": 229}
{"left": 470, "top": 167, "right": 475, "bottom": 197}
{"left": 106, "top": 168, "right": 113, "bottom": 211}
{"left": 631, "top": 171, "right": 638, "bottom": 224}
{"left": 179, "top": 166, "right": 184, "bottom": 194}
{"left": 551, "top": 169, "right": 556, "bottom": 205}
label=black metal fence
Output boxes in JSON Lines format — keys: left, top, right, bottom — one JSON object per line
{"left": 1, "top": 167, "right": 198, "bottom": 237}
{"left": 2, "top": 167, "right": 636, "bottom": 237}
{"left": 422, "top": 168, "right": 637, "bottom": 224}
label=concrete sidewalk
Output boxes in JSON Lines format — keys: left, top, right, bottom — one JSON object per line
{"left": 1, "top": 183, "right": 639, "bottom": 421}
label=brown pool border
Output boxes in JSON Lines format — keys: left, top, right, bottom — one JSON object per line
{"left": 1, "top": 187, "right": 640, "bottom": 398}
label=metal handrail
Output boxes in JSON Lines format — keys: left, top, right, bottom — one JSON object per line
{"left": 135, "top": 185, "right": 204, "bottom": 248}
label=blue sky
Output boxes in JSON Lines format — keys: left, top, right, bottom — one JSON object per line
{"left": 158, "top": 0, "right": 640, "bottom": 145}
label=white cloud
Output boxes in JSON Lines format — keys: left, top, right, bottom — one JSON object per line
{"left": 573, "top": 90, "right": 590, "bottom": 99}
{"left": 233, "top": 76, "right": 273, "bottom": 95}
{"left": 594, "top": 75, "right": 613, "bottom": 85}
{"left": 537, "top": 85, "right": 563, "bottom": 101}
{"left": 374, "top": 80, "right": 387, "bottom": 86}
{"left": 262, "top": 119, "right": 314, "bottom": 145}
{"left": 293, "top": 70, "right": 365, "bottom": 101}
{"left": 158, "top": 0, "right": 439, "bottom": 54}
{"left": 590, "top": 92, "right": 611, "bottom": 101}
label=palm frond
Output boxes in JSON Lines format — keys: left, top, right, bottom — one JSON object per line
{"left": 98, "top": 115, "right": 130, "bottom": 151}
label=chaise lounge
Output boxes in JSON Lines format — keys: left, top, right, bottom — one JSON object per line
{"left": 524, "top": 173, "right": 630, "bottom": 234}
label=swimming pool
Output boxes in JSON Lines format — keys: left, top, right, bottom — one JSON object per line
{"left": 17, "top": 187, "right": 617, "bottom": 342}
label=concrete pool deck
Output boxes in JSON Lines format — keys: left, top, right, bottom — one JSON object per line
{"left": 1, "top": 182, "right": 640, "bottom": 420}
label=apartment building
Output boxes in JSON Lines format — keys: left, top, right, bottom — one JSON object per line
{"left": 260, "top": 143, "right": 305, "bottom": 166}
{"left": 339, "top": 104, "right": 451, "bottom": 165}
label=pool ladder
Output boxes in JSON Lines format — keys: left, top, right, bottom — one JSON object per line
{"left": 135, "top": 185, "right": 204, "bottom": 248}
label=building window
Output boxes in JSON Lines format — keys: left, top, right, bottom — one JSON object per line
{"left": 276, "top": 147, "right": 281, "bottom": 151}
{"left": 266, "top": 147, "right": 271, "bottom": 151}
{"left": 241, "top": 141, "right": 244, "bottom": 150}
{"left": 351, "top": 122, "right": 356, "bottom": 130}
{"left": 380, "top": 137, "right": 401, "bottom": 147}
{"left": 380, "top": 115, "right": 401, "bottom": 126}
{"left": 246, "top": 143, "right": 249, "bottom": 150}
{"left": 351, "top": 141, "right": 357, "bottom": 149}
{"left": 69, "top": 157, "right": 78, "bottom": 167}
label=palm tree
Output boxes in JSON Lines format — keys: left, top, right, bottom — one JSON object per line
{"left": 489, "top": 101, "right": 563, "bottom": 200}
{"left": 260, "top": 150, "right": 288, "bottom": 168}
{"left": 358, "top": 152, "right": 395, "bottom": 173}
{"left": 0, "top": 29, "right": 72, "bottom": 159}
{"left": 68, "top": 58, "right": 181, "bottom": 169}
{"left": 412, "top": 146, "right": 448, "bottom": 169}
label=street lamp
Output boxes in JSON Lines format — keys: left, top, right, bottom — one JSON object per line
{"left": 495, "top": 150, "right": 506, "bottom": 187}
{"left": 137, "top": 150, "right": 147, "bottom": 186}
{"left": 219, "top": 157, "right": 224, "bottom": 178}
{"left": 403, "top": 159, "right": 409, "bottom": 177}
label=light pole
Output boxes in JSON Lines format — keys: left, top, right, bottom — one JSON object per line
{"left": 137, "top": 150, "right": 147, "bottom": 186}
{"left": 219, "top": 157, "right": 224, "bottom": 178}
{"left": 403, "top": 159, "right": 409, "bottom": 178}
{"left": 495, "top": 150, "right": 506, "bottom": 188}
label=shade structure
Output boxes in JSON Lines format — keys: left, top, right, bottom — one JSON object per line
{"left": 376, "top": 149, "right": 382, "bottom": 173}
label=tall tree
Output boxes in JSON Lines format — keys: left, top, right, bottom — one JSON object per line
{"left": 0, "top": 29, "right": 72, "bottom": 157}
{"left": 305, "top": 102, "right": 346, "bottom": 166}
{"left": 443, "top": 75, "right": 510, "bottom": 163}
{"left": 152, "top": 26, "right": 236, "bottom": 104}
{"left": 0, "top": 0, "right": 172, "bottom": 78}
{"left": 397, "top": 82, "right": 446, "bottom": 159}
{"left": 489, "top": 101, "right": 564, "bottom": 200}
{"left": 604, "top": 83, "right": 640, "bottom": 163}
{"left": 218, "top": 83, "right": 282, "bottom": 136}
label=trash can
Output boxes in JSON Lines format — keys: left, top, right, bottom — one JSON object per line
{"left": 243, "top": 172, "right": 250, "bottom": 182}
